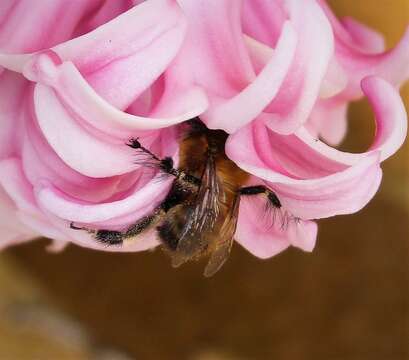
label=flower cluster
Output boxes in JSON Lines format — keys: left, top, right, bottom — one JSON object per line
{"left": 0, "top": 0, "right": 407, "bottom": 258}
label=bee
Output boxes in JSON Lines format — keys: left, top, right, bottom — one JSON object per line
{"left": 71, "top": 118, "right": 284, "bottom": 277}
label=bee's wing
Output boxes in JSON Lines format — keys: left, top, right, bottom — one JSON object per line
{"left": 203, "top": 194, "right": 240, "bottom": 277}
{"left": 171, "top": 154, "right": 221, "bottom": 267}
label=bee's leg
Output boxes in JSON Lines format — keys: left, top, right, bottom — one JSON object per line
{"left": 127, "top": 138, "right": 201, "bottom": 187}
{"left": 239, "top": 185, "right": 282, "bottom": 208}
{"left": 239, "top": 185, "right": 300, "bottom": 230}
{"left": 69, "top": 210, "right": 163, "bottom": 246}
{"left": 70, "top": 222, "right": 125, "bottom": 246}
{"left": 124, "top": 211, "right": 162, "bottom": 239}
{"left": 70, "top": 176, "right": 193, "bottom": 246}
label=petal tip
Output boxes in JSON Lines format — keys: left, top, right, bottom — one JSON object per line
{"left": 23, "top": 50, "right": 62, "bottom": 83}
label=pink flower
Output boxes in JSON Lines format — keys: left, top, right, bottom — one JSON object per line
{"left": 0, "top": 0, "right": 208, "bottom": 251}
{"left": 0, "top": 1, "right": 407, "bottom": 265}
{"left": 309, "top": 0, "right": 409, "bottom": 145}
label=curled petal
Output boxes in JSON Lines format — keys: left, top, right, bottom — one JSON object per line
{"left": 0, "top": 70, "right": 28, "bottom": 159}
{"left": 0, "top": 158, "right": 37, "bottom": 213}
{"left": 46, "top": 240, "right": 69, "bottom": 253}
{"left": 0, "top": 185, "right": 35, "bottom": 250}
{"left": 34, "top": 176, "right": 168, "bottom": 252}
{"left": 19, "top": 52, "right": 205, "bottom": 178}
{"left": 317, "top": 1, "right": 386, "bottom": 54}
{"left": 235, "top": 195, "right": 318, "bottom": 258}
{"left": 0, "top": 1, "right": 207, "bottom": 121}
{"left": 187, "top": 0, "right": 334, "bottom": 134}
{"left": 228, "top": 125, "right": 382, "bottom": 219}
{"left": 339, "top": 27, "right": 409, "bottom": 99}
{"left": 24, "top": 53, "right": 207, "bottom": 134}
{"left": 318, "top": 0, "right": 409, "bottom": 99}
{"left": 35, "top": 175, "right": 172, "bottom": 225}
{"left": 241, "top": 0, "right": 287, "bottom": 48}
{"left": 271, "top": 156, "right": 382, "bottom": 219}
{"left": 306, "top": 99, "right": 348, "bottom": 146}
{"left": 226, "top": 77, "right": 407, "bottom": 219}
{"left": 21, "top": 118, "right": 137, "bottom": 203}
{"left": 28, "top": 205, "right": 160, "bottom": 252}
{"left": 177, "top": 0, "right": 254, "bottom": 96}
{"left": 0, "top": 1, "right": 99, "bottom": 52}
{"left": 286, "top": 77, "right": 406, "bottom": 167}
{"left": 16, "top": 211, "right": 68, "bottom": 243}
{"left": 287, "top": 220, "right": 318, "bottom": 252}
{"left": 262, "top": 0, "right": 334, "bottom": 134}
{"left": 82, "top": 1, "right": 137, "bottom": 35}
{"left": 34, "top": 82, "right": 140, "bottom": 178}
{"left": 54, "top": 0, "right": 189, "bottom": 110}
{"left": 340, "top": 17, "right": 385, "bottom": 54}
{"left": 319, "top": 57, "right": 348, "bottom": 98}
{"left": 0, "top": 158, "right": 68, "bottom": 242}
{"left": 363, "top": 76, "right": 408, "bottom": 161}
{"left": 204, "top": 22, "right": 297, "bottom": 132}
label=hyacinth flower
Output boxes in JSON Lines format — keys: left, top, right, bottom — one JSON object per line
{"left": 0, "top": 0, "right": 407, "bottom": 270}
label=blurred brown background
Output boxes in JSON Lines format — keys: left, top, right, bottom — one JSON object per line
{"left": 1, "top": 1, "right": 408, "bottom": 359}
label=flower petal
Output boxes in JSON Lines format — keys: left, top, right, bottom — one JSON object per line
{"left": 0, "top": 185, "right": 35, "bottom": 250}
{"left": 0, "top": 70, "right": 28, "bottom": 159}
{"left": 0, "top": 0, "right": 100, "bottom": 52}
{"left": 24, "top": 52, "right": 207, "bottom": 134}
{"left": 363, "top": 76, "right": 408, "bottom": 161}
{"left": 204, "top": 22, "right": 297, "bottom": 132}
{"left": 54, "top": 0, "right": 188, "bottom": 110}
{"left": 33, "top": 82, "right": 141, "bottom": 178}
{"left": 0, "top": 158, "right": 37, "bottom": 213}
{"left": 177, "top": 0, "right": 255, "bottom": 96}
{"left": 18, "top": 51, "right": 204, "bottom": 178}
{"left": 306, "top": 99, "right": 348, "bottom": 146}
{"left": 261, "top": 0, "right": 334, "bottom": 134}
{"left": 319, "top": 57, "right": 348, "bottom": 98}
{"left": 241, "top": 0, "right": 287, "bottom": 48}
{"left": 235, "top": 195, "right": 318, "bottom": 258}
{"left": 341, "top": 17, "right": 385, "bottom": 54}
{"left": 226, "top": 77, "right": 407, "bottom": 219}
{"left": 317, "top": 1, "right": 386, "bottom": 54}
{"left": 0, "top": 158, "right": 67, "bottom": 243}
{"left": 35, "top": 174, "right": 172, "bottom": 225}
{"left": 21, "top": 116, "right": 138, "bottom": 203}
{"left": 318, "top": 0, "right": 409, "bottom": 99}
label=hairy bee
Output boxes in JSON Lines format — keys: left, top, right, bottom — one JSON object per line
{"left": 71, "top": 118, "right": 283, "bottom": 277}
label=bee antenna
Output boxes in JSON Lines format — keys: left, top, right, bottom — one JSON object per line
{"left": 126, "top": 137, "right": 142, "bottom": 149}
{"left": 126, "top": 138, "right": 160, "bottom": 161}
